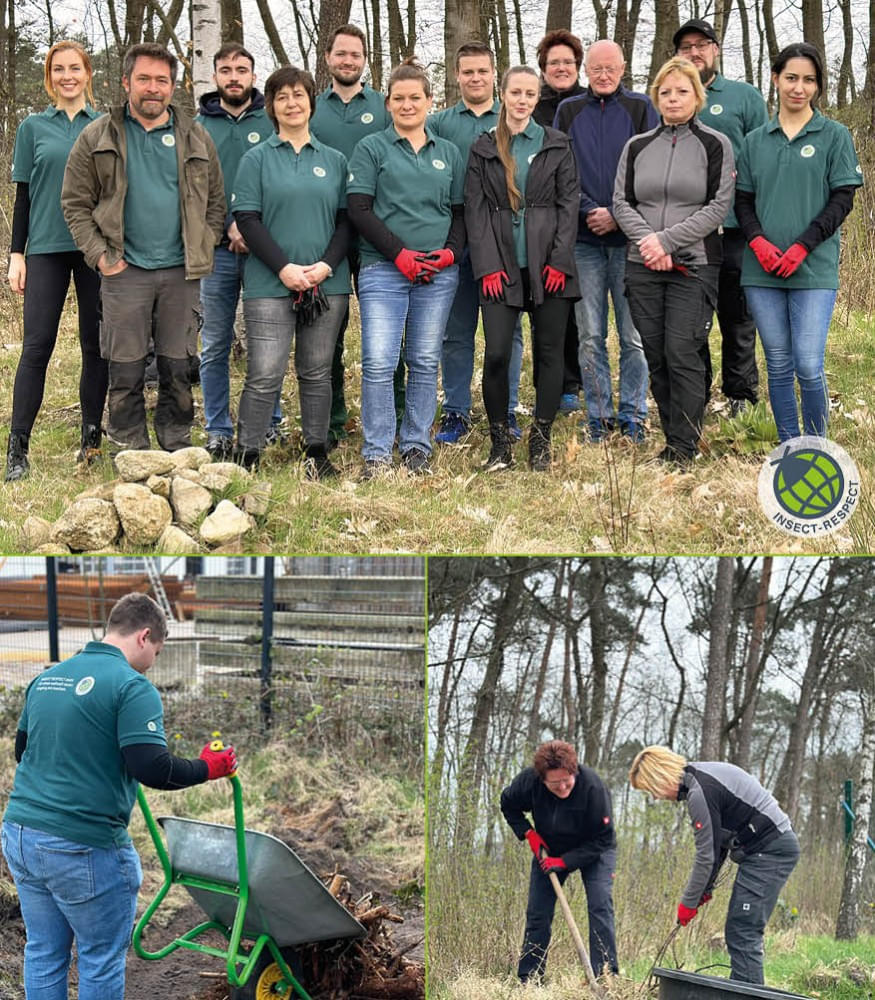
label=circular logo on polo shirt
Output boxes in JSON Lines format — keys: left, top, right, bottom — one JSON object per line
{"left": 432, "top": 158, "right": 446, "bottom": 170}
{"left": 162, "top": 134, "right": 176, "bottom": 147}
{"left": 528, "top": 153, "right": 536, "bottom": 163}
{"left": 75, "top": 676, "right": 95, "bottom": 696}
{"left": 247, "top": 131, "right": 261, "bottom": 143}
{"left": 348, "top": 171, "right": 355, "bottom": 182}
{"left": 800, "top": 144, "right": 816, "bottom": 158}
{"left": 361, "top": 112, "right": 374, "bottom": 124}
{"left": 856, "top": 164, "right": 863, "bottom": 174}
{"left": 313, "top": 166, "right": 326, "bottom": 178}
{"left": 231, "top": 192, "right": 236, "bottom": 202}
{"left": 710, "top": 104, "right": 724, "bottom": 115}
{"left": 147, "top": 721, "right": 158, "bottom": 732}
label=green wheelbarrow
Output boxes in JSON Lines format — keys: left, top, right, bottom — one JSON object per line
{"left": 133, "top": 755, "right": 366, "bottom": 999}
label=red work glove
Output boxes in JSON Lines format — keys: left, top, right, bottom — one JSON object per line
{"left": 482, "top": 270, "right": 509, "bottom": 301}
{"left": 525, "top": 829, "right": 549, "bottom": 859}
{"left": 394, "top": 248, "right": 423, "bottom": 282}
{"left": 774, "top": 242, "right": 809, "bottom": 278}
{"left": 420, "top": 249, "right": 455, "bottom": 271}
{"left": 542, "top": 265, "right": 566, "bottom": 294}
{"left": 200, "top": 742, "right": 238, "bottom": 780}
{"left": 749, "top": 236, "right": 782, "bottom": 274}
{"left": 539, "top": 855, "right": 567, "bottom": 874}
{"left": 699, "top": 892, "right": 713, "bottom": 906}
{"left": 677, "top": 903, "right": 698, "bottom": 926}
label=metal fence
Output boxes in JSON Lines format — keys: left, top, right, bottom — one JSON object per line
{"left": 0, "top": 556, "right": 425, "bottom": 759}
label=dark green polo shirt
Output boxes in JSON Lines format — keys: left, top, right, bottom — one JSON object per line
{"left": 430, "top": 99, "right": 500, "bottom": 159}
{"left": 736, "top": 111, "right": 863, "bottom": 289}
{"left": 508, "top": 119, "right": 545, "bottom": 267}
{"left": 11, "top": 104, "right": 102, "bottom": 254}
{"left": 347, "top": 125, "right": 465, "bottom": 265}
{"left": 231, "top": 133, "right": 350, "bottom": 298}
{"left": 701, "top": 73, "right": 767, "bottom": 227}
{"left": 310, "top": 85, "right": 391, "bottom": 161}
{"left": 123, "top": 107, "right": 184, "bottom": 269}
{"left": 196, "top": 104, "right": 274, "bottom": 215}
{"left": 4, "top": 641, "right": 167, "bottom": 849}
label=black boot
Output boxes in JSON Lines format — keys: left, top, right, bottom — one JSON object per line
{"left": 482, "top": 421, "right": 514, "bottom": 471}
{"left": 233, "top": 445, "right": 261, "bottom": 471}
{"left": 528, "top": 418, "right": 552, "bottom": 471}
{"left": 5, "top": 433, "right": 30, "bottom": 482}
{"left": 76, "top": 423, "right": 103, "bottom": 465}
{"left": 304, "top": 443, "right": 338, "bottom": 481}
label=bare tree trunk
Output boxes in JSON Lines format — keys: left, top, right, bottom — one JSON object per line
{"left": 700, "top": 558, "right": 734, "bottom": 760}
{"left": 591, "top": 0, "right": 609, "bottom": 40}
{"left": 253, "top": 0, "right": 290, "bottom": 66}
{"left": 735, "top": 557, "right": 773, "bottom": 769}
{"left": 314, "top": 0, "right": 354, "bottom": 90}
{"left": 158, "top": 0, "right": 187, "bottom": 51}
{"left": 526, "top": 562, "right": 566, "bottom": 750}
{"left": 387, "top": 0, "right": 406, "bottom": 70}
{"left": 649, "top": 0, "right": 679, "bottom": 83}
{"left": 836, "top": 0, "right": 855, "bottom": 107}
{"left": 191, "top": 0, "right": 221, "bottom": 102}
{"left": 545, "top": 0, "right": 572, "bottom": 32}
{"left": 221, "top": 0, "right": 244, "bottom": 43}
{"left": 370, "top": 0, "right": 384, "bottom": 93}
{"left": 512, "top": 0, "right": 526, "bottom": 66}
{"left": 737, "top": 0, "right": 754, "bottom": 85}
{"left": 444, "top": 0, "right": 481, "bottom": 104}
{"left": 801, "top": 0, "right": 827, "bottom": 95}
{"left": 867, "top": 0, "right": 875, "bottom": 104}
{"left": 584, "top": 559, "right": 608, "bottom": 768}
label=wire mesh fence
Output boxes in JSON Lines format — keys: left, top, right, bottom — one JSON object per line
{"left": 0, "top": 556, "right": 425, "bottom": 761}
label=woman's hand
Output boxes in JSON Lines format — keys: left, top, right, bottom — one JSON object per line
{"left": 638, "top": 233, "right": 667, "bottom": 265}
{"left": 278, "top": 262, "right": 311, "bottom": 292}
{"left": 302, "top": 261, "right": 332, "bottom": 287}
{"left": 7, "top": 253, "right": 26, "bottom": 295}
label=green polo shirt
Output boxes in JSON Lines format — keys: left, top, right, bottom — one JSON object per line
{"left": 4, "top": 641, "right": 167, "bottom": 849}
{"left": 195, "top": 103, "right": 274, "bottom": 215}
{"left": 231, "top": 133, "right": 350, "bottom": 298}
{"left": 701, "top": 73, "right": 767, "bottom": 227}
{"left": 11, "top": 104, "right": 102, "bottom": 254}
{"left": 737, "top": 111, "right": 863, "bottom": 290}
{"left": 123, "top": 107, "right": 184, "bottom": 268}
{"left": 310, "top": 85, "right": 391, "bottom": 161}
{"left": 430, "top": 99, "right": 500, "bottom": 159}
{"left": 347, "top": 125, "right": 465, "bottom": 265}
{"left": 509, "top": 120, "right": 545, "bottom": 267}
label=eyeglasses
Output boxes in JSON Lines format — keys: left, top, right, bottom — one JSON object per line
{"left": 588, "top": 66, "right": 623, "bottom": 77}
{"left": 546, "top": 58, "right": 577, "bottom": 69}
{"left": 678, "top": 40, "right": 715, "bottom": 54}
{"left": 543, "top": 775, "right": 575, "bottom": 789}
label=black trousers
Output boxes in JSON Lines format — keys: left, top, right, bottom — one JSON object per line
{"left": 518, "top": 850, "right": 618, "bottom": 982}
{"left": 481, "top": 269, "right": 570, "bottom": 424}
{"left": 700, "top": 228, "right": 759, "bottom": 402}
{"left": 624, "top": 261, "right": 719, "bottom": 457}
{"left": 11, "top": 252, "right": 107, "bottom": 436}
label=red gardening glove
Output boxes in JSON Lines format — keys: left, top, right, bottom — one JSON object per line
{"left": 699, "top": 892, "right": 713, "bottom": 906}
{"left": 774, "top": 242, "right": 808, "bottom": 278}
{"left": 677, "top": 903, "right": 698, "bottom": 926}
{"left": 200, "top": 742, "right": 238, "bottom": 780}
{"left": 394, "top": 248, "right": 423, "bottom": 282}
{"left": 482, "top": 270, "right": 509, "bottom": 301}
{"left": 525, "top": 829, "right": 549, "bottom": 859}
{"left": 542, "top": 265, "right": 566, "bottom": 294}
{"left": 419, "top": 248, "right": 455, "bottom": 271}
{"left": 749, "top": 236, "right": 782, "bottom": 274}
{"left": 539, "top": 855, "right": 567, "bottom": 874}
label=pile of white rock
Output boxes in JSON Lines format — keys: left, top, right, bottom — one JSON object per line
{"left": 22, "top": 448, "right": 272, "bottom": 554}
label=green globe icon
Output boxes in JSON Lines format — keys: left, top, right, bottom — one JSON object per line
{"left": 772, "top": 447, "right": 844, "bottom": 518}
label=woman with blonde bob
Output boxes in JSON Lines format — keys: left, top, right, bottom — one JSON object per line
{"left": 629, "top": 746, "right": 799, "bottom": 984}
{"left": 613, "top": 58, "right": 735, "bottom": 466}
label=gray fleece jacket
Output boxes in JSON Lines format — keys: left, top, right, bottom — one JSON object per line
{"left": 613, "top": 117, "right": 735, "bottom": 266}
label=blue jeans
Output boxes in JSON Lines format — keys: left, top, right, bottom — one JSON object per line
{"left": 745, "top": 286, "right": 836, "bottom": 441}
{"left": 441, "top": 249, "right": 524, "bottom": 416}
{"left": 2, "top": 821, "right": 142, "bottom": 1000}
{"left": 359, "top": 261, "right": 459, "bottom": 460}
{"left": 574, "top": 242, "right": 648, "bottom": 429}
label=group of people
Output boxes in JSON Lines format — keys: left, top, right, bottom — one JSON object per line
{"left": 502, "top": 740, "right": 799, "bottom": 986}
{"left": 6, "top": 23, "right": 862, "bottom": 482}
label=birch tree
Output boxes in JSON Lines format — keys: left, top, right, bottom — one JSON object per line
{"left": 191, "top": 0, "right": 221, "bottom": 101}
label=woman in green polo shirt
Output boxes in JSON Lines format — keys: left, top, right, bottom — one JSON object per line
{"left": 735, "top": 43, "right": 862, "bottom": 441}
{"left": 5, "top": 40, "right": 106, "bottom": 482}
{"left": 465, "top": 65, "right": 580, "bottom": 472}
{"left": 232, "top": 66, "right": 351, "bottom": 479}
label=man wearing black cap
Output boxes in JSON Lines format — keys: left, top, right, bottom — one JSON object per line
{"left": 673, "top": 19, "right": 767, "bottom": 418}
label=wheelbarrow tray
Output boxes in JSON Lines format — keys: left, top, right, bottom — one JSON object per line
{"left": 158, "top": 815, "right": 366, "bottom": 947}
{"left": 653, "top": 968, "right": 812, "bottom": 1000}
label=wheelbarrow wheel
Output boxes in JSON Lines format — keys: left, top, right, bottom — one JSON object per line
{"left": 233, "top": 947, "right": 304, "bottom": 1000}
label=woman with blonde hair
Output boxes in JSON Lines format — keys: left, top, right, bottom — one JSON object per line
{"left": 629, "top": 745, "right": 799, "bottom": 984}
{"left": 613, "top": 57, "right": 735, "bottom": 466}
{"left": 6, "top": 40, "right": 106, "bottom": 481}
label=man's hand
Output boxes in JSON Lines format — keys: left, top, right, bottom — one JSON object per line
{"left": 98, "top": 253, "right": 128, "bottom": 277}
{"left": 227, "top": 220, "right": 249, "bottom": 254}
{"left": 677, "top": 903, "right": 698, "bottom": 926}
{"left": 279, "top": 262, "right": 311, "bottom": 292}
{"left": 199, "top": 742, "right": 238, "bottom": 780}
{"left": 525, "top": 828, "right": 549, "bottom": 859}
{"left": 539, "top": 855, "right": 567, "bottom": 875}
{"left": 7, "top": 253, "right": 26, "bottom": 295}
{"left": 586, "top": 207, "right": 617, "bottom": 236}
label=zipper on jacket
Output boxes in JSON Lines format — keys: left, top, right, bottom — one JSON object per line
{"left": 659, "top": 125, "right": 679, "bottom": 231}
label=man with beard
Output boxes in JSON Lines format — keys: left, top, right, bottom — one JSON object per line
{"left": 311, "top": 24, "right": 391, "bottom": 450}
{"left": 62, "top": 43, "right": 224, "bottom": 453}
{"left": 196, "top": 43, "right": 275, "bottom": 460}
{"left": 673, "top": 19, "right": 767, "bottom": 416}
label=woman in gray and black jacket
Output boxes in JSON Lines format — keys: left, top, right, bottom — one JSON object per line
{"left": 629, "top": 745, "right": 800, "bottom": 985}
{"left": 613, "top": 57, "right": 735, "bottom": 466}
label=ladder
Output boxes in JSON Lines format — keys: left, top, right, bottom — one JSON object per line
{"left": 145, "top": 557, "right": 175, "bottom": 623}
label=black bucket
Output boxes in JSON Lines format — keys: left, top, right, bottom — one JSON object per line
{"left": 653, "top": 968, "right": 812, "bottom": 1000}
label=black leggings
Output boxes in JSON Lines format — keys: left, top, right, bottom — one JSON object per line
{"left": 11, "top": 252, "right": 107, "bottom": 435}
{"left": 481, "top": 269, "right": 570, "bottom": 423}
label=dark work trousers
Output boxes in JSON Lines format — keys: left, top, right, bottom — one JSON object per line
{"left": 624, "top": 262, "right": 718, "bottom": 458}
{"left": 726, "top": 830, "right": 800, "bottom": 984}
{"left": 518, "top": 849, "right": 618, "bottom": 982}
{"left": 481, "top": 270, "right": 569, "bottom": 424}
{"left": 700, "top": 228, "right": 759, "bottom": 403}
{"left": 11, "top": 252, "right": 107, "bottom": 436}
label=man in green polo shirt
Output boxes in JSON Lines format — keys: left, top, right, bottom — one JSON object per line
{"left": 311, "top": 23, "right": 391, "bottom": 450}
{"left": 2, "top": 593, "right": 237, "bottom": 1000}
{"left": 673, "top": 19, "right": 768, "bottom": 416}
{"left": 62, "top": 42, "right": 225, "bottom": 453}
